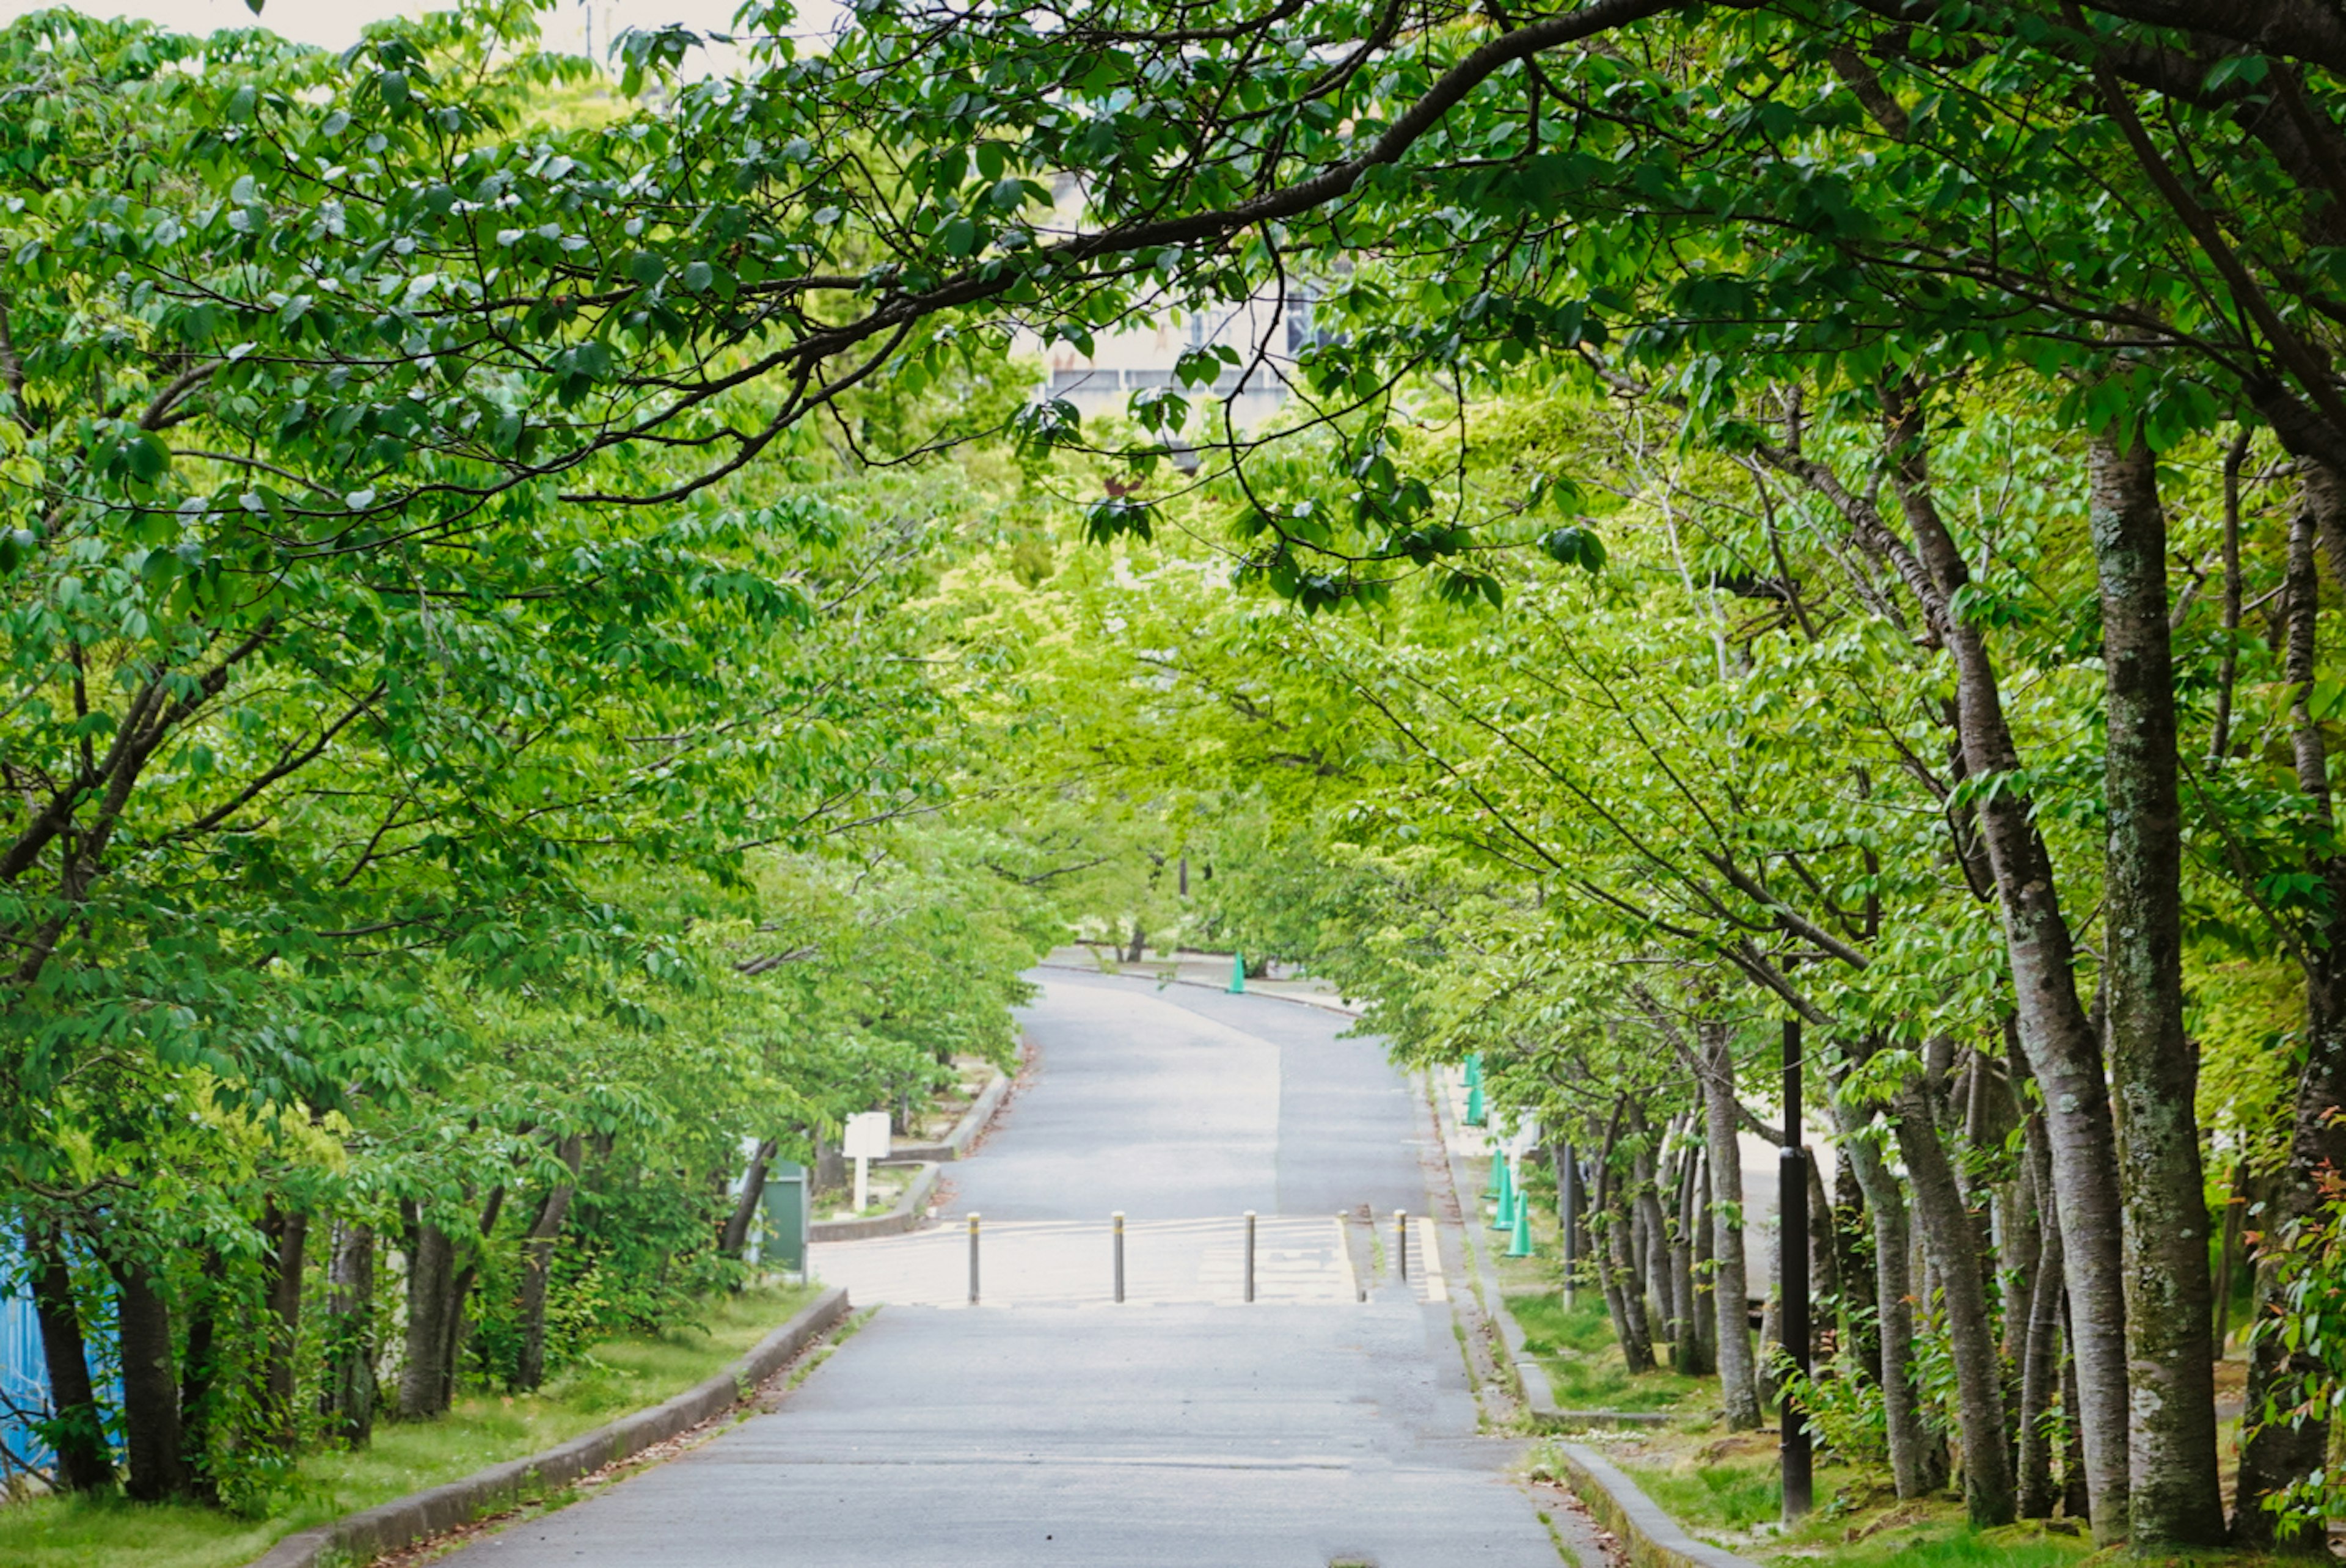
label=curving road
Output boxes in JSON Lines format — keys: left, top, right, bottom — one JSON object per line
{"left": 434, "top": 973, "right": 1566, "bottom": 1568}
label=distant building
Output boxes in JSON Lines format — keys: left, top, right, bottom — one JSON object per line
{"left": 1022, "top": 176, "right": 1320, "bottom": 431}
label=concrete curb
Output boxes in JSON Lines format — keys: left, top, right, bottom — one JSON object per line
{"left": 1550, "top": 1409, "right": 1673, "bottom": 1429}
{"left": 1425, "top": 1067, "right": 1560, "bottom": 1423}
{"left": 249, "top": 1285, "right": 851, "bottom": 1568}
{"left": 884, "top": 1065, "right": 1014, "bottom": 1163}
{"left": 1557, "top": 1442, "right": 1761, "bottom": 1568}
{"left": 808, "top": 1162, "right": 940, "bottom": 1242}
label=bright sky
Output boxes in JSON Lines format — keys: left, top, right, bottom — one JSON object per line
{"left": 0, "top": 0, "right": 837, "bottom": 66}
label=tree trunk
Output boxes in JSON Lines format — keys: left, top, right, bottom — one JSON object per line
{"left": 1831, "top": 1106, "right": 1933, "bottom": 1498}
{"left": 2237, "top": 465, "right": 2346, "bottom": 1550}
{"left": 516, "top": 1135, "right": 586, "bottom": 1391}
{"left": 1124, "top": 919, "right": 1146, "bottom": 963}
{"left": 1693, "top": 1143, "right": 1719, "bottom": 1372}
{"left": 398, "top": 1207, "right": 455, "bottom": 1422}
{"left": 260, "top": 1201, "right": 309, "bottom": 1452}
{"left": 1671, "top": 1143, "right": 1706, "bottom": 1374}
{"left": 2089, "top": 429, "right": 2226, "bottom": 1547}
{"left": 1591, "top": 1110, "right": 1640, "bottom": 1365}
{"left": 812, "top": 1128, "right": 844, "bottom": 1195}
{"left": 109, "top": 1258, "right": 185, "bottom": 1502}
{"left": 1861, "top": 387, "right": 2133, "bottom": 1540}
{"left": 1895, "top": 1064, "right": 2015, "bottom": 1526}
{"left": 1700, "top": 1020, "right": 1763, "bottom": 1429}
{"left": 28, "top": 1226, "right": 114, "bottom": 1491}
{"left": 1629, "top": 1113, "right": 1676, "bottom": 1352}
{"left": 1555, "top": 1141, "right": 1582, "bottom": 1300}
{"left": 2061, "top": 1295, "right": 2092, "bottom": 1521}
{"left": 321, "top": 1223, "right": 378, "bottom": 1446}
{"left": 1607, "top": 1151, "right": 1656, "bottom": 1372}
{"left": 1805, "top": 1153, "right": 1838, "bottom": 1366}
{"left": 2017, "top": 1093, "right": 2067, "bottom": 1519}
{"left": 1833, "top": 1153, "right": 1876, "bottom": 1386}
{"left": 433, "top": 1185, "right": 502, "bottom": 1412}
{"left": 718, "top": 1137, "right": 777, "bottom": 1260}
{"left": 176, "top": 1244, "right": 225, "bottom": 1504}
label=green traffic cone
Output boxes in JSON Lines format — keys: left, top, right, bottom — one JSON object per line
{"left": 1490, "top": 1158, "right": 1514, "bottom": 1231}
{"left": 1230, "top": 951, "right": 1246, "bottom": 993}
{"left": 1463, "top": 1052, "right": 1482, "bottom": 1089}
{"left": 1482, "top": 1154, "right": 1502, "bottom": 1199}
{"left": 1507, "top": 1183, "right": 1534, "bottom": 1257}
{"left": 1465, "top": 1082, "right": 1485, "bottom": 1126}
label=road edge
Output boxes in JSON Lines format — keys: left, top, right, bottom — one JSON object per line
{"left": 1425, "top": 1065, "right": 1563, "bottom": 1424}
{"left": 1557, "top": 1442, "right": 1762, "bottom": 1568}
{"left": 249, "top": 1285, "right": 851, "bottom": 1568}
{"left": 809, "top": 1163, "right": 942, "bottom": 1241}
{"left": 883, "top": 1063, "right": 1015, "bottom": 1162}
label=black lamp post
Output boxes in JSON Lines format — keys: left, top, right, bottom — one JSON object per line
{"left": 1781, "top": 1015, "right": 1812, "bottom": 1522}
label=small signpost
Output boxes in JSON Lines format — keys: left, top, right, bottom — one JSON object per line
{"left": 843, "top": 1110, "right": 891, "bottom": 1216}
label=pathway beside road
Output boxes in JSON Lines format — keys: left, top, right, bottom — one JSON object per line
{"left": 433, "top": 971, "right": 1586, "bottom": 1568}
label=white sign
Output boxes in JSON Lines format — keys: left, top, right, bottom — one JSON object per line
{"left": 842, "top": 1111, "right": 892, "bottom": 1160}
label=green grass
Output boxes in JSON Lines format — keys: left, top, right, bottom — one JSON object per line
{"left": 0, "top": 1281, "right": 818, "bottom": 1568}
{"left": 1801, "top": 1524, "right": 2092, "bottom": 1568}
{"left": 1506, "top": 1291, "right": 1709, "bottom": 1412}
{"left": 1634, "top": 1457, "right": 1785, "bottom": 1531}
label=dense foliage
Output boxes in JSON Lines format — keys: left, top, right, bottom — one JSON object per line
{"left": 10, "top": 0, "right": 2346, "bottom": 1553}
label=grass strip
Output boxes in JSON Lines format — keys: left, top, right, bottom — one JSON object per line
{"left": 0, "top": 1282, "right": 817, "bottom": 1568}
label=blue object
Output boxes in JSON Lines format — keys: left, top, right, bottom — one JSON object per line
{"left": 0, "top": 1229, "right": 121, "bottom": 1478}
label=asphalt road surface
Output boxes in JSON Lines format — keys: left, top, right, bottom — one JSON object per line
{"left": 436, "top": 973, "right": 1568, "bottom": 1568}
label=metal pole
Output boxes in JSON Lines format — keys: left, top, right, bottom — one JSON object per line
{"left": 1113, "top": 1211, "right": 1125, "bottom": 1304}
{"left": 1395, "top": 1209, "right": 1408, "bottom": 1282}
{"left": 1559, "top": 1141, "right": 1579, "bottom": 1307}
{"left": 1243, "top": 1211, "right": 1256, "bottom": 1302}
{"left": 1780, "top": 1018, "right": 1812, "bottom": 1522}
{"left": 968, "top": 1212, "right": 981, "bottom": 1307}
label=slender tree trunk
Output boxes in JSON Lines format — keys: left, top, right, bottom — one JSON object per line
{"left": 28, "top": 1226, "right": 114, "bottom": 1491}
{"left": 260, "top": 1201, "right": 309, "bottom": 1452}
{"left": 1895, "top": 1063, "right": 2016, "bottom": 1526}
{"left": 1805, "top": 1154, "right": 1838, "bottom": 1366}
{"left": 2017, "top": 1094, "right": 2067, "bottom": 1519}
{"left": 1629, "top": 1117, "right": 1676, "bottom": 1352}
{"left": 516, "top": 1135, "right": 586, "bottom": 1391}
{"left": 1591, "top": 1109, "right": 1641, "bottom": 1366}
{"left": 321, "top": 1223, "right": 378, "bottom": 1446}
{"left": 2061, "top": 1296, "right": 2092, "bottom": 1521}
{"left": 397, "top": 1207, "right": 455, "bottom": 1422}
{"left": 1786, "top": 388, "right": 2135, "bottom": 1538}
{"left": 2088, "top": 429, "right": 2225, "bottom": 1546}
{"left": 176, "top": 1244, "right": 225, "bottom": 1504}
{"left": 433, "top": 1185, "right": 502, "bottom": 1412}
{"left": 2212, "top": 1159, "right": 2246, "bottom": 1351}
{"left": 1833, "top": 1154, "right": 1876, "bottom": 1385}
{"left": 1555, "top": 1141, "right": 1583, "bottom": 1300}
{"left": 1671, "top": 1143, "right": 1706, "bottom": 1374}
{"left": 1832, "top": 1112, "right": 1932, "bottom": 1498}
{"left": 1607, "top": 1151, "right": 1656, "bottom": 1372}
{"left": 109, "top": 1258, "right": 185, "bottom": 1502}
{"left": 1692, "top": 1144, "right": 1718, "bottom": 1372}
{"left": 718, "top": 1137, "right": 778, "bottom": 1260}
{"left": 2237, "top": 467, "right": 2346, "bottom": 1550}
{"left": 1700, "top": 1020, "right": 1762, "bottom": 1428}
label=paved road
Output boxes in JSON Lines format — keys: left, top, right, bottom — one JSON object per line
{"left": 438, "top": 974, "right": 1565, "bottom": 1568}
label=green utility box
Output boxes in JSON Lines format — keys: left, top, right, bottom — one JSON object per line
{"left": 760, "top": 1159, "right": 810, "bottom": 1275}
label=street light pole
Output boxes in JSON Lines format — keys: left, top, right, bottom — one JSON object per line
{"left": 1781, "top": 1015, "right": 1812, "bottom": 1522}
